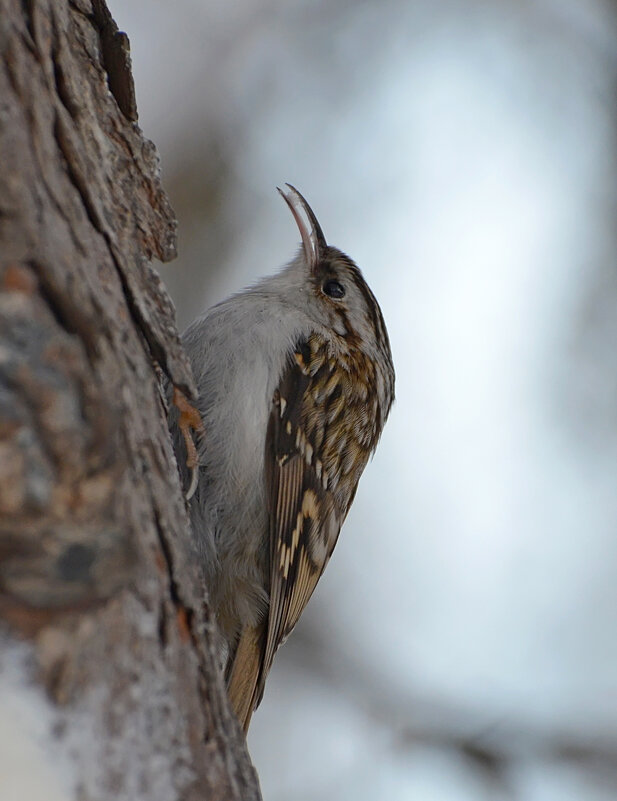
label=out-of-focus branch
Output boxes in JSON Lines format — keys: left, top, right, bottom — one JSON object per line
{"left": 282, "top": 624, "right": 617, "bottom": 794}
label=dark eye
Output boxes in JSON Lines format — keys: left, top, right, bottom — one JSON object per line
{"left": 322, "top": 279, "right": 345, "bottom": 299}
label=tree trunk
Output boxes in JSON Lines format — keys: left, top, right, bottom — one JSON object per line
{"left": 0, "top": 1, "right": 261, "bottom": 798}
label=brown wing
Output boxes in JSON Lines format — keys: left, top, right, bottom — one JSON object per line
{"left": 226, "top": 339, "right": 344, "bottom": 730}
{"left": 256, "top": 338, "right": 351, "bottom": 704}
{"left": 232, "top": 334, "right": 378, "bottom": 723}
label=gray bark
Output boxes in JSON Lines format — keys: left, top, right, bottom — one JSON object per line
{"left": 0, "top": 1, "right": 261, "bottom": 798}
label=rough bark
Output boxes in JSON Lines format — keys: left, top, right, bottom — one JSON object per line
{"left": 0, "top": 1, "right": 261, "bottom": 798}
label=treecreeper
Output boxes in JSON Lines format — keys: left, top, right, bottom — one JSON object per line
{"left": 170, "top": 185, "right": 395, "bottom": 731}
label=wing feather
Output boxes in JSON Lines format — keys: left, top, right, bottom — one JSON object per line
{"left": 253, "top": 340, "right": 344, "bottom": 704}
{"left": 249, "top": 334, "right": 376, "bottom": 713}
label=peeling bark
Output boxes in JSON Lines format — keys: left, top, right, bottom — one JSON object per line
{"left": 0, "top": 1, "right": 261, "bottom": 798}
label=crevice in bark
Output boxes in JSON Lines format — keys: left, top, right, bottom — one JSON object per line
{"left": 19, "top": 0, "right": 36, "bottom": 49}
{"left": 28, "top": 259, "right": 101, "bottom": 358}
{"left": 90, "top": 0, "right": 137, "bottom": 122}
{"left": 114, "top": 259, "right": 196, "bottom": 398}
{"left": 153, "top": 503, "right": 195, "bottom": 635}
{"left": 52, "top": 111, "right": 103, "bottom": 232}
{"left": 157, "top": 597, "right": 169, "bottom": 649}
{"left": 51, "top": 114, "right": 191, "bottom": 398}
{"left": 51, "top": 107, "right": 180, "bottom": 396}
{"left": 51, "top": 44, "right": 79, "bottom": 119}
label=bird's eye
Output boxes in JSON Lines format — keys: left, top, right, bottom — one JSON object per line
{"left": 322, "top": 279, "right": 345, "bottom": 299}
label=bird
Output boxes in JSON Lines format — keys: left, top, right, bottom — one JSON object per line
{"left": 172, "top": 185, "right": 395, "bottom": 732}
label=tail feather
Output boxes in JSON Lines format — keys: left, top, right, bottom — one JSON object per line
{"left": 226, "top": 623, "right": 266, "bottom": 732}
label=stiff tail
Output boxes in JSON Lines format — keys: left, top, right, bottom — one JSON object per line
{"left": 226, "top": 622, "right": 266, "bottom": 732}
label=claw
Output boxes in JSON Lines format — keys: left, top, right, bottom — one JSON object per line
{"left": 172, "top": 387, "right": 205, "bottom": 501}
{"left": 185, "top": 462, "right": 199, "bottom": 501}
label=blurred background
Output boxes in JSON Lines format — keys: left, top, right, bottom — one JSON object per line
{"left": 114, "top": 1, "right": 617, "bottom": 798}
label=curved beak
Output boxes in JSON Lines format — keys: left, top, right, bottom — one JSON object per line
{"left": 277, "top": 184, "right": 327, "bottom": 273}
